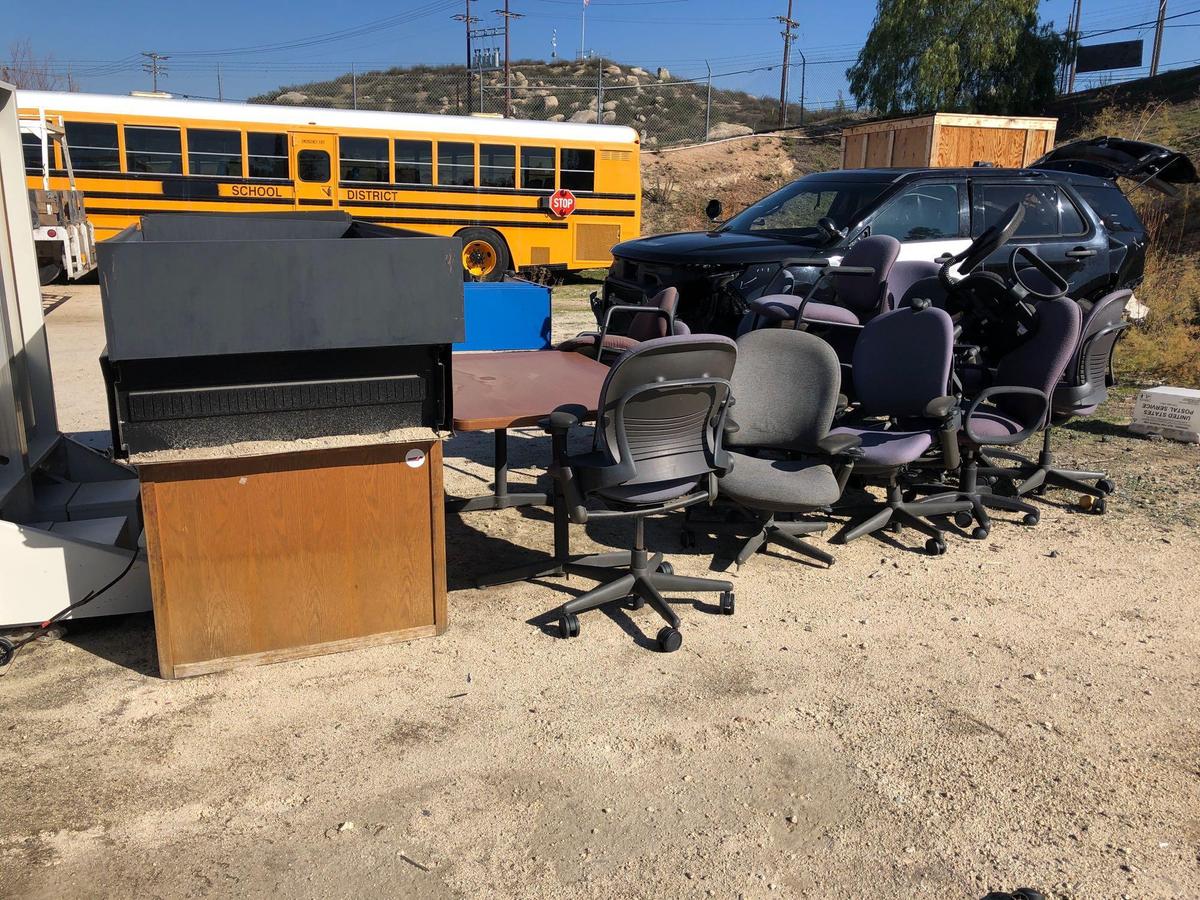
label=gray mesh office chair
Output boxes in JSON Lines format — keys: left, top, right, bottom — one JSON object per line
{"left": 542, "top": 335, "right": 738, "bottom": 652}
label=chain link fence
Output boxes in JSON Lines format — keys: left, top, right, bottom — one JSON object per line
{"left": 242, "top": 57, "right": 855, "bottom": 149}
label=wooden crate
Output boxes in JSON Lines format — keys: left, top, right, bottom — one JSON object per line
{"left": 139, "top": 440, "right": 447, "bottom": 678}
{"left": 841, "top": 112, "right": 1057, "bottom": 170}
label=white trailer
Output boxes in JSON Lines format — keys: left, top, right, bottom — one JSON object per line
{"left": 20, "top": 112, "right": 97, "bottom": 284}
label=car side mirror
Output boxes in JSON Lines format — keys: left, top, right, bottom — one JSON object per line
{"left": 705, "top": 198, "right": 723, "bottom": 221}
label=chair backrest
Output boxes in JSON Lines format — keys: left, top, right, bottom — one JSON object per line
{"left": 594, "top": 334, "right": 737, "bottom": 492}
{"left": 626, "top": 286, "right": 679, "bottom": 342}
{"left": 833, "top": 235, "right": 901, "bottom": 314}
{"left": 992, "top": 297, "right": 1082, "bottom": 429}
{"left": 888, "top": 260, "right": 943, "bottom": 309}
{"left": 852, "top": 306, "right": 954, "bottom": 418}
{"left": 726, "top": 328, "right": 840, "bottom": 451}
{"left": 1055, "top": 289, "right": 1130, "bottom": 413}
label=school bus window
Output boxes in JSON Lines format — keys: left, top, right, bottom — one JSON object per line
{"left": 438, "top": 141, "right": 474, "bottom": 187}
{"left": 64, "top": 121, "right": 120, "bottom": 172}
{"left": 560, "top": 148, "right": 594, "bottom": 193}
{"left": 480, "top": 144, "right": 515, "bottom": 189}
{"left": 188, "top": 129, "right": 242, "bottom": 177}
{"left": 22, "top": 133, "right": 43, "bottom": 176}
{"left": 298, "top": 149, "right": 331, "bottom": 183}
{"left": 247, "top": 132, "right": 289, "bottom": 179}
{"left": 340, "top": 136, "right": 388, "bottom": 183}
{"left": 394, "top": 139, "right": 432, "bottom": 184}
{"left": 521, "top": 146, "right": 555, "bottom": 190}
{"left": 125, "top": 125, "right": 182, "bottom": 175}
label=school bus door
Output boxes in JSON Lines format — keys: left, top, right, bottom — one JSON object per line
{"left": 289, "top": 133, "right": 338, "bottom": 210}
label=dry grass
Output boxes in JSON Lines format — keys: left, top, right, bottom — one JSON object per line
{"left": 1075, "top": 101, "right": 1200, "bottom": 386}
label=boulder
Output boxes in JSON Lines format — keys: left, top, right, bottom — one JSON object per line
{"left": 708, "top": 122, "right": 754, "bottom": 140}
{"left": 624, "top": 75, "right": 640, "bottom": 86}
{"left": 656, "top": 67, "right": 671, "bottom": 80}
{"left": 602, "top": 110, "right": 617, "bottom": 124}
{"left": 603, "top": 99, "right": 618, "bottom": 111}
{"left": 604, "top": 64, "right": 623, "bottom": 76}
{"left": 277, "top": 91, "right": 308, "bottom": 104}
{"left": 630, "top": 66, "right": 649, "bottom": 77}
{"left": 543, "top": 95, "right": 559, "bottom": 111}
{"left": 569, "top": 108, "right": 598, "bottom": 123}
{"left": 547, "top": 113, "right": 565, "bottom": 122}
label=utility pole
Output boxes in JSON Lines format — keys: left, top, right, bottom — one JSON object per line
{"left": 1150, "top": 0, "right": 1167, "bottom": 77}
{"left": 776, "top": 0, "right": 797, "bottom": 128}
{"left": 704, "top": 60, "right": 712, "bottom": 142}
{"left": 494, "top": 1, "right": 523, "bottom": 117}
{"left": 1064, "top": 0, "right": 1082, "bottom": 94}
{"left": 453, "top": 1, "right": 479, "bottom": 69}
{"left": 216, "top": 63, "right": 223, "bottom": 101}
{"left": 141, "top": 51, "right": 169, "bottom": 93}
{"left": 581, "top": 0, "right": 589, "bottom": 59}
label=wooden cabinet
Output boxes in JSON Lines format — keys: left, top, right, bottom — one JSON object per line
{"left": 139, "top": 441, "right": 446, "bottom": 678}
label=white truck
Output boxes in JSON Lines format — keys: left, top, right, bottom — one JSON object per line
{"left": 20, "top": 113, "right": 96, "bottom": 284}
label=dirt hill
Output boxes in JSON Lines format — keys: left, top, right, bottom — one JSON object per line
{"left": 249, "top": 58, "right": 848, "bottom": 148}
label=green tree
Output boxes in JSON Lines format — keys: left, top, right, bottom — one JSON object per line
{"left": 847, "top": 0, "right": 1069, "bottom": 115}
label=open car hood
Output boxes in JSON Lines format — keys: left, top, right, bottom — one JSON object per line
{"left": 1033, "top": 137, "right": 1198, "bottom": 196}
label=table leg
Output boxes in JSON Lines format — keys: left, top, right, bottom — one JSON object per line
{"left": 476, "top": 429, "right": 572, "bottom": 587}
{"left": 445, "top": 427, "right": 550, "bottom": 513}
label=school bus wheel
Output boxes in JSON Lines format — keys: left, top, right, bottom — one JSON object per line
{"left": 458, "top": 227, "right": 509, "bottom": 282}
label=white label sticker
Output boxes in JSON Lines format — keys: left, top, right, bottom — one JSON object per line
{"left": 405, "top": 448, "right": 426, "bottom": 468}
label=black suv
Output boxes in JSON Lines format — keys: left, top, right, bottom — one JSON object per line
{"left": 603, "top": 137, "right": 1196, "bottom": 335}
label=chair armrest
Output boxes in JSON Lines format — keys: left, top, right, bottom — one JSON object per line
{"left": 923, "top": 395, "right": 958, "bottom": 419}
{"left": 815, "top": 433, "right": 864, "bottom": 458}
{"left": 962, "top": 386, "right": 1049, "bottom": 446}
{"left": 539, "top": 403, "right": 588, "bottom": 433}
{"left": 598, "top": 304, "right": 674, "bottom": 358}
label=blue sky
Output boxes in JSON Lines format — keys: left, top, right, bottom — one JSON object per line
{"left": 6, "top": 0, "right": 1197, "bottom": 105}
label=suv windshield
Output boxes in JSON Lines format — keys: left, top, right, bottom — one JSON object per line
{"left": 721, "top": 179, "right": 890, "bottom": 238}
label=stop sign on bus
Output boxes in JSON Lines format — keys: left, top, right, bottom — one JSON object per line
{"left": 547, "top": 188, "right": 577, "bottom": 218}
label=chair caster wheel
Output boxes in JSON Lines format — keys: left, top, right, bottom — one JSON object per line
{"left": 1096, "top": 478, "right": 1116, "bottom": 495}
{"left": 1022, "top": 512, "right": 1040, "bottom": 526}
{"left": 656, "top": 626, "right": 682, "bottom": 653}
{"left": 925, "top": 537, "right": 947, "bottom": 556}
{"left": 719, "top": 590, "right": 735, "bottom": 616}
{"left": 0, "top": 637, "right": 14, "bottom": 668}
{"left": 680, "top": 529, "right": 696, "bottom": 549}
{"left": 656, "top": 561, "right": 674, "bottom": 576}
{"left": 902, "top": 490, "right": 918, "bottom": 503}
{"left": 629, "top": 595, "right": 646, "bottom": 610}
{"left": 1091, "top": 497, "right": 1107, "bottom": 515}
{"left": 559, "top": 613, "right": 580, "bottom": 639}
{"left": 954, "top": 511, "right": 974, "bottom": 529}
{"left": 888, "top": 520, "right": 902, "bottom": 533}
{"left": 971, "top": 526, "right": 990, "bottom": 540}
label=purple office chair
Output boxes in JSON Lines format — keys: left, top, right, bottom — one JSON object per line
{"left": 748, "top": 235, "right": 902, "bottom": 328}
{"left": 829, "top": 305, "right": 977, "bottom": 555}
{"left": 558, "top": 286, "right": 689, "bottom": 364}
{"left": 953, "top": 296, "right": 1083, "bottom": 528}
{"left": 541, "top": 334, "right": 738, "bottom": 652}
{"left": 975, "top": 289, "right": 1129, "bottom": 511}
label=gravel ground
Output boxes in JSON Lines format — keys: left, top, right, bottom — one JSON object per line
{"left": 1, "top": 285, "right": 1198, "bottom": 899}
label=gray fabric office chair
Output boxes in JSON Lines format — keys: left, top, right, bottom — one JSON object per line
{"left": 542, "top": 334, "right": 738, "bottom": 652}
{"left": 689, "top": 328, "right": 861, "bottom": 568}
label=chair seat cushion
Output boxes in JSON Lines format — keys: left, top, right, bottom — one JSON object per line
{"left": 596, "top": 476, "right": 700, "bottom": 505}
{"left": 800, "top": 301, "right": 860, "bottom": 326}
{"left": 967, "top": 405, "right": 1024, "bottom": 439}
{"left": 556, "top": 332, "right": 640, "bottom": 356}
{"left": 829, "top": 425, "right": 933, "bottom": 468}
{"left": 718, "top": 453, "right": 841, "bottom": 511}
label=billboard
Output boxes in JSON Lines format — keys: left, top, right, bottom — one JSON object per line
{"left": 1075, "top": 39, "right": 1144, "bottom": 74}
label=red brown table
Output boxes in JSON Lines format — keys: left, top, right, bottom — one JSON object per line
{"left": 448, "top": 349, "right": 609, "bottom": 587}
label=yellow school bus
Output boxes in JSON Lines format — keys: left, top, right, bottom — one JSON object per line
{"left": 17, "top": 90, "right": 641, "bottom": 279}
